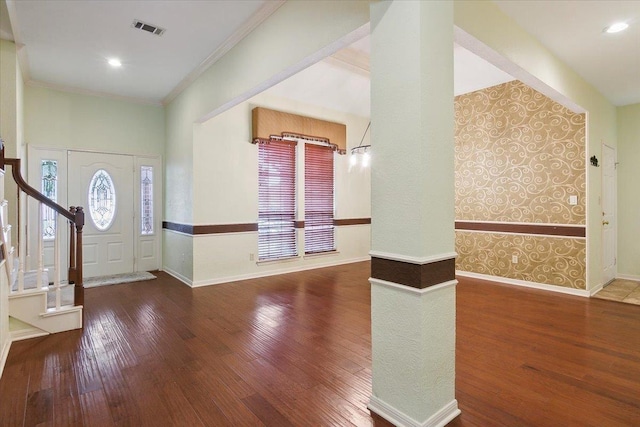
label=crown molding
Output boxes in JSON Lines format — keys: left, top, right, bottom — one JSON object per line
{"left": 162, "top": 0, "right": 286, "bottom": 106}
{"left": 325, "top": 47, "right": 370, "bottom": 76}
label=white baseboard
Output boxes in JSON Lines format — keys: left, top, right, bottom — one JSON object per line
{"left": 0, "top": 338, "right": 11, "bottom": 380}
{"left": 161, "top": 266, "right": 193, "bottom": 287}
{"left": 10, "top": 326, "right": 49, "bottom": 342}
{"left": 456, "top": 270, "right": 590, "bottom": 297}
{"left": 191, "top": 256, "right": 371, "bottom": 288}
{"left": 589, "top": 282, "right": 605, "bottom": 296}
{"left": 617, "top": 273, "right": 640, "bottom": 282}
{"left": 368, "top": 396, "right": 460, "bottom": 427}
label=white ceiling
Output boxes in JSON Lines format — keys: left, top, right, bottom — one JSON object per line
{"left": 494, "top": 0, "right": 640, "bottom": 106}
{"left": 0, "top": 1, "right": 637, "bottom": 110}
{"left": 3, "top": 0, "right": 281, "bottom": 104}
{"left": 266, "top": 37, "right": 515, "bottom": 118}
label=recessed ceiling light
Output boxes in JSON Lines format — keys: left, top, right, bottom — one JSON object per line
{"left": 604, "top": 22, "right": 629, "bottom": 34}
{"left": 108, "top": 58, "right": 122, "bottom": 67}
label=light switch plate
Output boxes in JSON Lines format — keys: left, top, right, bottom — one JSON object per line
{"left": 569, "top": 195, "right": 578, "bottom": 205}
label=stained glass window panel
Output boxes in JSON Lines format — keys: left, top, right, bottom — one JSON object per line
{"left": 88, "top": 169, "right": 117, "bottom": 231}
{"left": 141, "top": 166, "right": 153, "bottom": 235}
{"left": 41, "top": 160, "right": 57, "bottom": 240}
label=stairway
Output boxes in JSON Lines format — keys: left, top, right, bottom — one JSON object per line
{"left": 1, "top": 200, "right": 82, "bottom": 340}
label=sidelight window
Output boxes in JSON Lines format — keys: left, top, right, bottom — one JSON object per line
{"left": 41, "top": 160, "right": 58, "bottom": 240}
{"left": 141, "top": 166, "right": 153, "bottom": 234}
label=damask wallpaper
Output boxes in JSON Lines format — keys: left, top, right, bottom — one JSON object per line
{"left": 455, "top": 80, "right": 586, "bottom": 224}
{"left": 454, "top": 81, "right": 587, "bottom": 289}
{"left": 456, "top": 231, "right": 586, "bottom": 289}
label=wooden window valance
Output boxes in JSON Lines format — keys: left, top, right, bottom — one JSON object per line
{"left": 251, "top": 107, "right": 347, "bottom": 154}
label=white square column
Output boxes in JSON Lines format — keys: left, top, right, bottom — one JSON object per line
{"left": 368, "top": 1, "right": 458, "bottom": 426}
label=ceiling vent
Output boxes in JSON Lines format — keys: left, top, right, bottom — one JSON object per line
{"left": 131, "top": 19, "right": 165, "bottom": 36}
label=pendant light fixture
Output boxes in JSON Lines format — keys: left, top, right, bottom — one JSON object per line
{"left": 350, "top": 121, "right": 371, "bottom": 169}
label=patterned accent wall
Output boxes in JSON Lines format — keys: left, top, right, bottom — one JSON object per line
{"left": 456, "top": 232, "right": 586, "bottom": 289}
{"left": 455, "top": 81, "right": 586, "bottom": 224}
{"left": 454, "top": 81, "right": 587, "bottom": 290}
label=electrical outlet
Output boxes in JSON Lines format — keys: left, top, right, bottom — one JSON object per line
{"left": 512, "top": 255, "right": 518, "bottom": 264}
{"left": 249, "top": 253, "right": 255, "bottom": 261}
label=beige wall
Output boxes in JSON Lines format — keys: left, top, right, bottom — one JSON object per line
{"left": 456, "top": 232, "right": 586, "bottom": 289}
{"left": 0, "top": 39, "right": 21, "bottom": 375}
{"left": 0, "top": 40, "right": 19, "bottom": 157}
{"left": 163, "top": 0, "right": 369, "bottom": 282}
{"left": 454, "top": 81, "right": 587, "bottom": 289}
{"left": 455, "top": 81, "right": 586, "bottom": 224}
{"left": 186, "top": 91, "right": 370, "bottom": 286}
{"left": 0, "top": 40, "right": 23, "bottom": 244}
{"left": 25, "top": 85, "right": 164, "bottom": 156}
{"left": 161, "top": 0, "right": 620, "bottom": 289}
{"left": 617, "top": 103, "right": 640, "bottom": 279}
{"left": 454, "top": 0, "right": 617, "bottom": 291}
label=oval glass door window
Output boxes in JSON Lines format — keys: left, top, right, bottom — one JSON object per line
{"left": 88, "top": 169, "right": 117, "bottom": 231}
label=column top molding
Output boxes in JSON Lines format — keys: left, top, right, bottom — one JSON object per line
{"left": 369, "top": 251, "right": 458, "bottom": 265}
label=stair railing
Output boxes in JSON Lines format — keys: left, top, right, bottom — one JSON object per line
{"left": 0, "top": 146, "right": 85, "bottom": 309}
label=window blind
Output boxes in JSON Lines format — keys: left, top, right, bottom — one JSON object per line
{"left": 305, "top": 144, "right": 335, "bottom": 254}
{"left": 258, "top": 140, "right": 297, "bottom": 260}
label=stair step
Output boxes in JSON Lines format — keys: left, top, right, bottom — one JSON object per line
{"left": 9, "top": 291, "right": 83, "bottom": 333}
{"left": 42, "top": 305, "right": 82, "bottom": 317}
{"left": 9, "top": 317, "right": 49, "bottom": 342}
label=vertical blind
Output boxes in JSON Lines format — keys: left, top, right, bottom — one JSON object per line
{"left": 305, "top": 144, "right": 335, "bottom": 254}
{"left": 258, "top": 140, "right": 297, "bottom": 260}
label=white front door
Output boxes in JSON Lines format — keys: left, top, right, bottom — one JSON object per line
{"left": 602, "top": 144, "right": 616, "bottom": 285}
{"left": 68, "top": 151, "right": 134, "bottom": 278}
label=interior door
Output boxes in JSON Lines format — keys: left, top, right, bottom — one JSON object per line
{"left": 602, "top": 144, "right": 616, "bottom": 285}
{"left": 68, "top": 151, "right": 134, "bottom": 278}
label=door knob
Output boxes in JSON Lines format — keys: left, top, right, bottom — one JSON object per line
{"left": 603, "top": 221, "right": 609, "bottom": 225}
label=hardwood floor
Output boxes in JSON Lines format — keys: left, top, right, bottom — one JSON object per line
{"left": 1, "top": 262, "right": 639, "bottom": 426}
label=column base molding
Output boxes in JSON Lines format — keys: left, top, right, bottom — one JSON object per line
{"left": 370, "top": 277, "right": 457, "bottom": 295}
{"left": 368, "top": 396, "right": 461, "bottom": 427}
